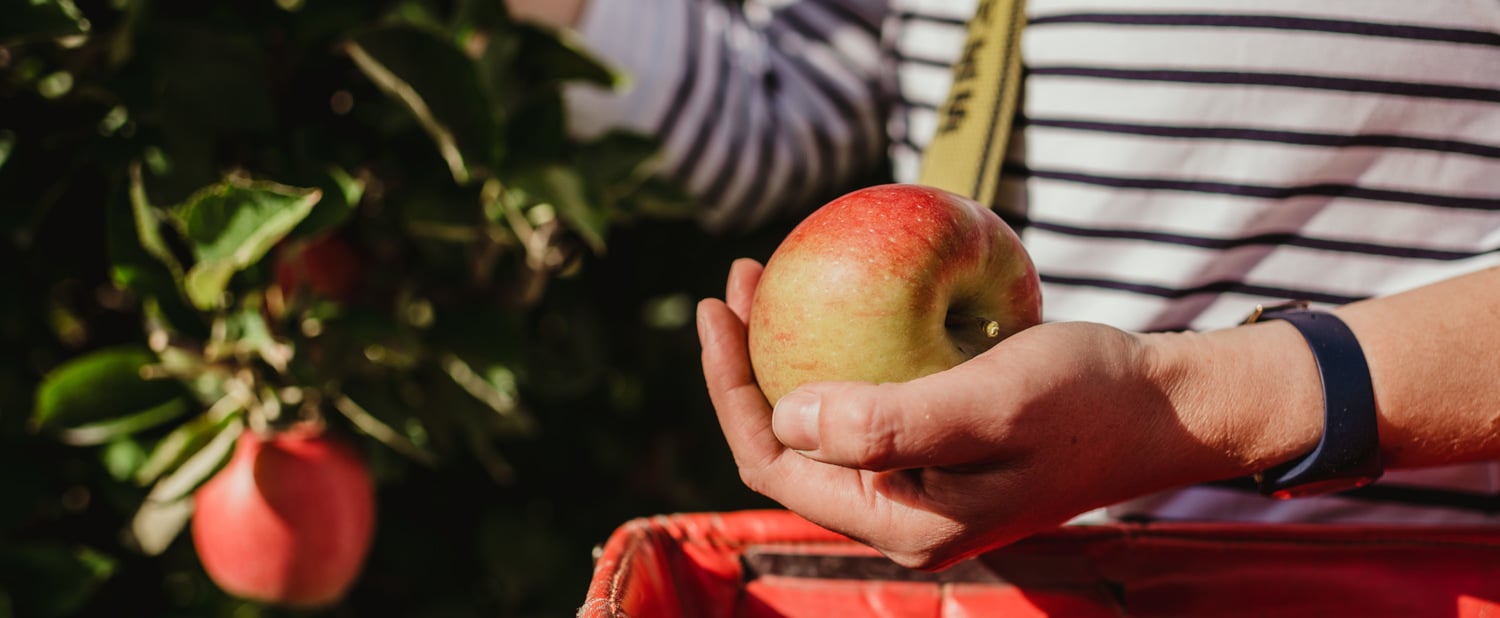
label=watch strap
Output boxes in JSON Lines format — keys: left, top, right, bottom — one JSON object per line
{"left": 1249, "top": 306, "right": 1383, "bottom": 499}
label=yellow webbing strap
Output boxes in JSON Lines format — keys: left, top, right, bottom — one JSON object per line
{"left": 917, "top": 0, "right": 1027, "bottom": 206}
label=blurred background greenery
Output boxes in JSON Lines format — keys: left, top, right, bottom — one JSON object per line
{"left": 0, "top": 0, "right": 886, "bottom": 615}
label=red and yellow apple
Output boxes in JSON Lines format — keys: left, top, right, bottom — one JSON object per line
{"left": 748, "top": 184, "right": 1042, "bottom": 404}
{"left": 191, "top": 425, "right": 375, "bottom": 609}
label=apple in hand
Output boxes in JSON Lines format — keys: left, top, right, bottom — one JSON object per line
{"left": 748, "top": 183, "right": 1042, "bottom": 404}
{"left": 192, "top": 425, "right": 375, "bottom": 609}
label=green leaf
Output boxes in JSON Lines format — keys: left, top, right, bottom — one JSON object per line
{"left": 133, "top": 405, "right": 241, "bottom": 487}
{"left": 218, "top": 304, "right": 293, "bottom": 372}
{"left": 512, "top": 165, "right": 607, "bottom": 253}
{"left": 31, "top": 346, "right": 184, "bottom": 432}
{"left": 289, "top": 165, "right": 365, "bottom": 240}
{"left": 503, "top": 90, "right": 567, "bottom": 161}
{"left": 396, "top": 185, "right": 483, "bottom": 247}
{"left": 624, "top": 177, "right": 698, "bottom": 220}
{"left": 128, "top": 498, "right": 193, "bottom": 557}
{"left": 131, "top": 417, "right": 242, "bottom": 555}
{"left": 0, "top": 544, "right": 115, "bottom": 618}
{"left": 576, "top": 131, "right": 663, "bottom": 188}
{"left": 515, "top": 23, "right": 619, "bottom": 88}
{"left": 0, "top": 0, "right": 90, "bottom": 44}
{"left": 111, "top": 174, "right": 207, "bottom": 338}
{"left": 347, "top": 24, "right": 496, "bottom": 184}
{"left": 453, "top": 0, "right": 508, "bottom": 34}
{"left": 167, "top": 177, "right": 322, "bottom": 310}
{"left": 54, "top": 398, "right": 189, "bottom": 446}
{"left": 127, "top": 164, "right": 185, "bottom": 283}
{"left": 329, "top": 165, "right": 366, "bottom": 207}
{"left": 146, "top": 410, "right": 241, "bottom": 502}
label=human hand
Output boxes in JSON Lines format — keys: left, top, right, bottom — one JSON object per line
{"left": 504, "top": 0, "right": 586, "bottom": 28}
{"left": 697, "top": 258, "right": 1317, "bottom": 569}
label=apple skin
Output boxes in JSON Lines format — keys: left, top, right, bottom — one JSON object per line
{"left": 748, "top": 184, "right": 1042, "bottom": 404}
{"left": 275, "top": 234, "right": 362, "bottom": 304}
{"left": 191, "top": 426, "right": 375, "bottom": 609}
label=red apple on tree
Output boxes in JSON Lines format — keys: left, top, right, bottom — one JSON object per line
{"left": 274, "top": 233, "right": 363, "bottom": 304}
{"left": 748, "top": 183, "right": 1042, "bottom": 404}
{"left": 192, "top": 425, "right": 375, "bottom": 609}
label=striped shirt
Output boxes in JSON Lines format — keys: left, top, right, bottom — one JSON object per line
{"left": 567, "top": 1, "right": 1500, "bottom": 523}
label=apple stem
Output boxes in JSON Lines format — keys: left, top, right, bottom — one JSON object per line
{"left": 945, "top": 315, "right": 1003, "bottom": 338}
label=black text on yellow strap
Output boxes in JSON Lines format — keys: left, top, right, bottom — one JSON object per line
{"left": 918, "top": 0, "right": 1027, "bottom": 207}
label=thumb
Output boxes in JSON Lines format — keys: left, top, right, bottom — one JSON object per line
{"left": 771, "top": 372, "right": 1004, "bottom": 471}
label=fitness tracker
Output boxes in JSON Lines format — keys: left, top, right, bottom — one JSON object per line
{"left": 1243, "top": 302, "right": 1384, "bottom": 499}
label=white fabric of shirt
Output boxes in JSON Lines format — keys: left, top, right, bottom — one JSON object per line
{"left": 566, "top": 0, "right": 1500, "bottom": 523}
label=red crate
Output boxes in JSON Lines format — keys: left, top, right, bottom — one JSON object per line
{"left": 581, "top": 509, "right": 1500, "bottom": 617}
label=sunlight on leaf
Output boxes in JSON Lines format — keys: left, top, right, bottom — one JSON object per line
{"left": 441, "top": 354, "right": 532, "bottom": 432}
{"left": 55, "top": 398, "right": 189, "bottom": 446}
{"left": 347, "top": 40, "right": 468, "bottom": 183}
{"left": 513, "top": 165, "right": 606, "bottom": 254}
{"left": 328, "top": 165, "right": 365, "bottom": 208}
{"left": 128, "top": 164, "right": 184, "bottom": 281}
{"left": 333, "top": 396, "right": 438, "bottom": 466}
{"left": 168, "top": 177, "right": 321, "bottom": 310}
{"left": 133, "top": 401, "right": 242, "bottom": 487}
{"left": 148, "top": 414, "right": 241, "bottom": 503}
{"left": 128, "top": 497, "right": 193, "bottom": 557}
{"left": 130, "top": 415, "right": 242, "bottom": 555}
{"left": 32, "top": 345, "right": 184, "bottom": 432}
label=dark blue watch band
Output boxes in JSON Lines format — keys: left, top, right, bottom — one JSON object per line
{"left": 1250, "top": 306, "right": 1383, "bottom": 499}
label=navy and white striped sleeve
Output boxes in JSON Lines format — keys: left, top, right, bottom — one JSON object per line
{"left": 565, "top": 0, "right": 892, "bottom": 233}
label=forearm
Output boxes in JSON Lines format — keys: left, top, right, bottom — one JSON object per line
{"left": 1148, "top": 266, "right": 1500, "bottom": 482}
{"left": 1338, "top": 265, "right": 1500, "bottom": 468}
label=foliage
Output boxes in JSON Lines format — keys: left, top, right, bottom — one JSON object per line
{"left": 0, "top": 0, "right": 810, "bottom": 615}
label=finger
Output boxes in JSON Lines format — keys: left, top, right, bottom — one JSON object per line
{"left": 771, "top": 366, "right": 1012, "bottom": 472}
{"left": 699, "top": 297, "right": 934, "bottom": 548}
{"left": 697, "top": 298, "right": 782, "bottom": 472}
{"left": 726, "top": 258, "right": 764, "bottom": 322}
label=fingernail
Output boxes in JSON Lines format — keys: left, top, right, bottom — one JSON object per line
{"left": 772, "top": 391, "right": 821, "bottom": 451}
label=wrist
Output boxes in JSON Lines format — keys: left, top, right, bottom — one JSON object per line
{"left": 1138, "top": 321, "right": 1324, "bottom": 482}
{"left": 1246, "top": 306, "right": 1383, "bottom": 497}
